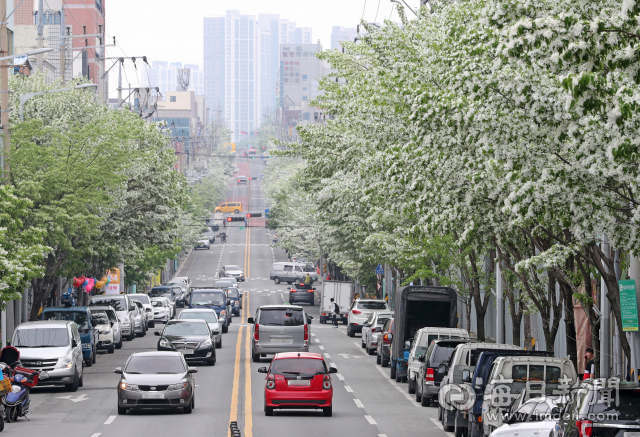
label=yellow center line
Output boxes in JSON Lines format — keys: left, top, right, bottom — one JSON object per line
{"left": 228, "top": 325, "right": 244, "bottom": 436}
{"left": 243, "top": 292, "right": 253, "bottom": 437}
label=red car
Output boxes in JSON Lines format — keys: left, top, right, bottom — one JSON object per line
{"left": 258, "top": 352, "right": 337, "bottom": 417}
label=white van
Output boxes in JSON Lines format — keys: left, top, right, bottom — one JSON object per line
{"left": 270, "top": 262, "right": 318, "bottom": 284}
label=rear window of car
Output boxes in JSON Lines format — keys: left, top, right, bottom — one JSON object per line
{"left": 376, "top": 317, "right": 391, "bottom": 326}
{"left": 430, "top": 344, "right": 460, "bottom": 367}
{"left": 259, "top": 309, "right": 304, "bottom": 326}
{"left": 272, "top": 264, "right": 284, "bottom": 271}
{"left": 357, "top": 301, "right": 387, "bottom": 310}
{"left": 91, "top": 296, "right": 126, "bottom": 311}
{"left": 590, "top": 389, "right": 640, "bottom": 420}
{"left": 150, "top": 287, "right": 172, "bottom": 297}
{"left": 91, "top": 311, "right": 109, "bottom": 325}
{"left": 271, "top": 358, "right": 326, "bottom": 377}
{"left": 130, "top": 295, "right": 150, "bottom": 305}
{"left": 43, "top": 311, "right": 89, "bottom": 329}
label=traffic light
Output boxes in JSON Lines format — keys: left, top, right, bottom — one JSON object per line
{"left": 246, "top": 213, "right": 262, "bottom": 218}
{"left": 227, "top": 217, "right": 244, "bottom": 222}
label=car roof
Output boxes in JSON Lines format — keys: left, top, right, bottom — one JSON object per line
{"left": 259, "top": 304, "right": 304, "bottom": 310}
{"left": 16, "top": 320, "right": 72, "bottom": 329}
{"left": 128, "top": 293, "right": 150, "bottom": 297}
{"left": 43, "top": 306, "right": 90, "bottom": 311}
{"left": 129, "top": 351, "right": 182, "bottom": 358}
{"left": 89, "top": 306, "right": 115, "bottom": 312}
{"left": 191, "top": 288, "right": 224, "bottom": 292}
{"left": 167, "top": 319, "right": 208, "bottom": 325}
{"left": 180, "top": 309, "right": 216, "bottom": 313}
{"left": 274, "top": 352, "right": 323, "bottom": 360}
{"left": 355, "top": 299, "right": 386, "bottom": 303}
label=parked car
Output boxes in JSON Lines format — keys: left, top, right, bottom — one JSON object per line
{"left": 115, "top": 351, "right": 197, "bottom": 415}
{"left": 438, "top": 343, "right": 522, "bottom": 434}
{"left": 41, "top": 306, "right": 100, "bottom": 367}
{"left": 407, "top": 327, "right": 469, "bottom": 392}
{"left": 89, "top": 309, "right": 116, "bottom": 353}
{"left": 151, "top": 297, "right": 172, "bottom": 323}
{"left": 554, "top": 380, "right": 640, "bottom": 437}
{"left": 204, "top": 230, "right": 216, "bottom": 244}
{"left": 150, "top": 286, "right": 180, "bottom": 314}
{"left": 167, "top": 276, "right": 191, "bottom": 298}
{"left": 482, "top": 356, "right": 577, "bottom": 435}
{"left": 219, "top": 264, "right": 245, "bottom": 282}
{"left": 347, "top": 299, "right": 389, "bottom": 337}
{"left": 129, "top": 293, "right": 155, "bottom": 328}
{"left": 490, "top": 395, "right": 562, "bottom": 437}
{"left": 89, "top": 294, "right": 137, "bottom": 341}
{"left": 12, "top": 320, "right": 84, "bottom": 391}
{"left": 376, "top": 317, "right": 394, "bottom": 367}
{"left": 178, "top": 309, "right": 222, "bottom": 348}
{"left": 155, "top": 319, "right": 216, "bottom": 366}
{"left": 248, "top": 305, "right": 312, "bottom": 362}
{"left": 237, "top": 175, "right": 248, "bottom": 185}
{"left": 361, "top": 311, "right": 393, "bottom": 353}
{"left": 259, "top": 352, "right": 337, "bottom": 417}
{"left": 132, "top": 301, "right": 147, "bottom": 337}
{"left": 89, "top": 305, "right": 123, "bottom": 350}
{"left": 188, "top": 288, "right": 231, "bottom": 333}
{"left": 415, "top": 338, "right": 470, "bottom": 406}
{"left": 194, "top": 239, "right": 210, "bottom": 250}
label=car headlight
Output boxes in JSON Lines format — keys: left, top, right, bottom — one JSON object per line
{"left": 120, "top": 382, "right": 139, "bottom": 391}
{"left": 61, "top": 351, "right": 74, "bottom": 368}
{"left": 168, "top": 382, "right": 189, "bottom": 390}
{"left": 197, "top": 338, "right": 213, "bottom": 349}
{"left": 82, "top": 343, "right": 91, "bottom": 349}
{"left": 159, "top": 338, "right": 173, "bottom": 348}
{"left": 99, "top": 329, "right": 111, "bottom": 335}
{"left": 234, "top": 301, "right": 239, "bottom": 306}
{"left": 119, "top": 318, "right": 130, "bottom": 326}
{"left": 219, "top": 310, "right": 226, "bottom": 319}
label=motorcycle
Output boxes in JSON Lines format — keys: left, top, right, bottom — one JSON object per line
{"left": 61, "top": 289, "right": 77, "bottom": 307}
{"left": 0, "top": 346, "right": 39, "bottom": 424}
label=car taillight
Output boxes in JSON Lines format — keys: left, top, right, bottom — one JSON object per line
{"left": 304, "top": 324, "right": 309, "bottom": 341}
{"left": 266, "top": 377, "right": 275, "bottom": 390}
{"left": 307, "top": 289, "right": 313, "bottom": 292}
{"left": 352, "top": 310, "right": 361, "bottom": 315}
{"left": 426, "top": 368, "right": 435, "bottom": 382}
{"left": 577, "top": 420, "right": 592, "bottom": 437}
{"left": 383, "top": 334, "right": 391, "bottom": 344}
{"left": 254, "top": 323, "right": 259, "bottom": 341}
{"left": 323, "top": 374, "right": 332, "bottom": 390}
{"left": 290, "top": 288, "right": 296, "bottom": 292}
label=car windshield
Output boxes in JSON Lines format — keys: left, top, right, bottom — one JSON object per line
{"left": 215, "top": 281, "right": 234, "bottom": 288}
{"left": 271, "top": 358, "right": 326, "bottom": 378}
{"left": 376, "top": 317, "right": 391, "bottom": 326}
{"left": 125, "top": 355, "right": 186, "bottom": 374}
{"left": 43, "top": 311, "right": 89, "bottom": 329}
{"left": 179, "top": 312, "right": 218, "bottom": 323}
{"left": 91, "top": 297, "right": 126, "bottom": 311}
{"left": 226, "top": 288, "right": 239, "bottom": 298}
{"left": 430, "top": 344, "right": 461, "bottom": 366}
{"left": 191, "top": 292, "right": 225, "bottom": 306}
{"left": 150, "top": 288, "right": 172, "bottom": 297}
{"left": 91, "top": 311, "right": 109, "bottom": 325}
{"left": 14, "top": 328, "right": 70, "bottom": 347}
{"left": 226, "top": 265, "right": 241, "bottom": 270}
{"left": 357, "top": 302, "right": 387, "bottom": 310}
{"left": 130, "top": 295, "right": 150, "bottom": 304}
{"left": 163, "top": 322, "right": 209, "bottom": 336}
{"left": 152, "top": 300, "right": 166, "bottom": 307}
{"left": 259, "top": 309, "right": 304, "bottom": 326}
{"left": 590, "top": 389, "right": 640, "bottom": 420}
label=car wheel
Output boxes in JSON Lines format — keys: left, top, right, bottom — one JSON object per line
{"left": 116, "top": 337, "right": 123, "bottom": 349}
{"left": 454, "top": 411, "right": 465, "bottom": 437}
{"left": 323, "top": 406, "right": 332, "bottom": 417}
{"left": 234, "top": 209, "right": 239, "bottom": 214}
{"left": 129, "top": 333, "right": 135, "bottom": 341}
{"left": 150, "top": 321, "right": 155, "bottom": 328}
{"left": 444, "top": 409, "right": 455, "bottom": 432}
{"left": 79, "top": 373, "right": 84, "bottom": 388}
{"left": 348, "top": 325, "right": 355, "bottom": 338}
{"left": 390, "top": 363, "right": 397, "bottom": 380}
{"left": 408, "top": 377, "right": 416, "bottom": 394}
{"left": 222, "top": 325, "right": 228, "bottom": 334}
{"left": 85, "top": 357, "right": 92, "bottom": 367}
{"left": 216, "top": 340, "right": 222, "bottom": 349}
{"left": 252, "top": 351, "right": 260, "bottom": 362}
{"left": 274, "top": 277, "right": 281, "bottom": 284}
{"left": 117, "top": 404, "right": 127, "bottom": 415}
{"left": 183, "top": 397, "right": 194, "bottom": 414}
{"left": 381, "top": 355, "right": 389, "bottom": 367}
{"left": 415, "top": 382, "right": 422, "bottom": 402}
{"left": 438, "top": 405, "right": 443, "bottom": 422}
{"left": 361, "top": 339, "right": 366, "bottom": 348}
{"left": 65, "top": 370, "right": 80, "bottom": 392}
{"left": 108, "top": 345, "right": 115, "bottom": 354}
{"left": 421, "top": 392, "right": 431, "bottom": 407}
{"left": 264, "top": 404, "right": 274, "bottom": 416}
{"left": 376, "top": 351, "right": 381, "bottom": 365}
{"left": 92, "top": 347, "right": 97, "bottom": 364}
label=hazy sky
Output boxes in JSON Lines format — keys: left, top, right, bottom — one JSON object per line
{"left": 105, "top": 0, "right": 411, "bottom": 98}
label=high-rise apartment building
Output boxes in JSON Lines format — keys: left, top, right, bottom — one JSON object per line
{"left": 279, "top": 42, "right": 326, "bottom": 112}
{"left": 203, "top": 17, "right": 225, "bottom": 119}
{"left": 143, "top": 61, "right": 204, "bottom": 97}
{"left": 331, "top": 26, "right": 357, "bottom": 51}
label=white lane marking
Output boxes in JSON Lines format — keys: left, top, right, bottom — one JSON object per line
{"left": 311, "top": 333, "right": 316, "bottom": 337}
{"left": 319, "top": 345, "right": 325, "bottom": 350}
{"left": 324, "top": 353, "right": 331, "bottom": 359}
{"left": 345, "top": 385, "right": 353, "bottom": 392}
{"left": 354, "top": 398, "right": 364, "bottom": 408}
{"left": 257, "top": 290, "right": 262, "bottom": 293}
{"left": 336, "top": 373, "right": 345, "bottom": 381}
{"left": 314, "top": 339, "right": 320, "bottom": 343}
{"left": 374, "top": 362, "right": 421, "bottom": 407}
{"left": 91, "top": 434, "right": 101, "bottom": 437}
{"left": 379, "top": 435, "right": 388, "bottom": 437}
{"left": 365, "top": 415, "right": 377, "bottom": 424}
{"left": 104, "top": 415, "right": 116, "bottom": 425}
{"left": 330, "top": 362, "right": 337, "bottom": 368}
{"left": 430, "top": 418, "right": 455, "bottom": 437}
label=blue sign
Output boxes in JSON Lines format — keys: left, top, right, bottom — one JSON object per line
{"left": 375, "top": 264, "right": 384, "bottom": 275}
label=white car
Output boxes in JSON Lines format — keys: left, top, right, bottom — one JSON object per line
{"left": 89, "top": 309, "right": 115, "bottom": 353}
{"left": 361, "top": 311, "right": 394, "bottom": 352}
{"left": 129, "top": 293, "right": 155, "bottom": 328}
{"left": 132, "top": 302, "right": 146, "bottom": 336}
{"left": 178, "top": 309, "right": 222, "bottom": 348}
{"left": 219, "top": 265, "right": 245, "bottom": 282}
{"left": 490, "top": 396, "right": 561, "bottom": 437}
{"left": 347, "top": 299, "right": 390, "bottom": 338}
{"left": 151, "top": 297, "right": 172, "bottom": 323}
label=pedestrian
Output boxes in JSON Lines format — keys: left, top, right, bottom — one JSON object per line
{"left": 304, "top": 273, "right": 312, "bottom": 285}
{"left": 330, "top": 297, "right": 339, "bottom": 328}
{"left": 221, "top": 231, "right": 227, "bottom": 243}
{"left": 244, "top": 217, "right": 248, "bottom": 227}
{"left": 584, "top": 347, "right": 595, "bottom": 379}
{"left": 326, "top": 273, "right": 331, "bottom": 281}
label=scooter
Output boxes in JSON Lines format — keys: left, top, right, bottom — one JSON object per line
{"left": 0, "top": 346, "right": 38, "bottom": 424}
{"left": 61, "top": 289, "right": 77, "bottom": 307}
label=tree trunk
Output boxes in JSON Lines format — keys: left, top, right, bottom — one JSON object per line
{"left": 523, "top": 307, "right": 533, "bottom": 350}
{"left": 561, "top": 280, "right": 578, "bottom": 370}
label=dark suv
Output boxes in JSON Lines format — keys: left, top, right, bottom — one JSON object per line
{"left": 415, "top": 339, "right": 469, "bottom": 406}
{"left": 376, "top": 317, "right": 394, "bottom": 368}
{"left": 556, "top": 380, "right": 640, "bottom": 437}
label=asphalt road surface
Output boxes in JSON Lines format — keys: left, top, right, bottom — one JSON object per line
{"left": 4, "top": 158, "right": 451, "bottom": 437}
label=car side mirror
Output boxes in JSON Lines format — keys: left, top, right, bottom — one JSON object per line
{"left": 437, "top": 363, "right": 448, "bottom": 375}
{"left": 72, "top": 339, "right": 78, "bottom": 348}
{"left": 257, "top": 367, "right": 268, "bottom": 373}
{"left": 418, "top": 354, "right": 425, "bottom": 362}
{"left": 474, "top": 376, "right": 484, "bottom": 389}
{"left": 307, "top": 317, "right": 312, "bottom": 325}
{"left": 462, "top": 369, "right": 471, "bottom": 383}
{"left": 388, "top": 333, "right": 393, "bottom": 342}
{"left": 248, "top": 317, "right": 254, "bottom": 324}
{"left": 114, "top": 367, "right": 123, "bottom": 374}
{"left": 110, "top": 321, "right": 114, "bottom": 327}
{"left": 188, "top": 367, "right": 198, "bottom": 374}
{"left": 404, "top": 340, "right": 411, "bottom": 349}
{"left": 91, "top": 319, "right": 98, "bottom": 327}
{"left": 154, "top": 331, "right": 161, "bottom": 336}
{"left": 505, "top": 413, "right": 518, "bottom": 424}
{"left": 227, "top": 300, "right": 231, "bottom": 306}
{"left": 129, "top": 305, "right": 136, "bottom": 311}
{"left": 329, "top": 367, "right": 338, "bottom": 374}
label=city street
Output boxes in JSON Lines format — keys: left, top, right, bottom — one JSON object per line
{"left": 1, "top": 158, "right": 449, "bottom": 437}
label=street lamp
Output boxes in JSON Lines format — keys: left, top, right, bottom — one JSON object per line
{"left": 20, "top": 83, "right": 98, "bottom": 121}
{"left": 390, "top": 0, "right": 418, "bottom": 16}
{"left": 0, "top": 47, "right": 53, "bottom": 62}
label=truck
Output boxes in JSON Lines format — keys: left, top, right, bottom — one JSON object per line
{"left": 390, "top": 286, "right": 458, "bottom": 383}
{"left": 319, "top": 281, "right": 353, "bottom": 324}
{"left": 210, "top": 212, "right": 224, "bottom": 232}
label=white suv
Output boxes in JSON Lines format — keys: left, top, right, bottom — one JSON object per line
{"left": 347, "top": 299, "right": 389, "bottom": 337}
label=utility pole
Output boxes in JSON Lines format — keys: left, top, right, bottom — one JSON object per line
{"left": 37, "top": 0, "right": 44, "bottom": 72}
{"left": 60, "top": 6, "right": 66, "bottom": 85}
{"left": 117, "top": 60, "right": 123, "bottom": 106}
{"left": 601, "top": 235, "right": 611, "bottom": 378}
{"left": 98, "top": 25, "right": 104, "bottom": 103}
{"left": 496, "top": 260, "right": 504, "bottom": 344}
{"left": 1, "top": 0, "right": 10, "bottom": 183}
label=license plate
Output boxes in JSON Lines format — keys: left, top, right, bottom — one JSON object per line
{"left": 142, "top": 392, "right": 165, "bottom": 399}
{"left": 287, "top": 380, "right": 310, "bottom": 386}
{"left": 181, "top": 349, "right": 194, "bottom": 356}
{"left": 39, "top": 371, "right": 49, "bottom": 380}
{"left": 271, "top": 337, "right": 293, "bottom": 344}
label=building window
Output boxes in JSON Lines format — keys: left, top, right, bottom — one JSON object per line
{"left": 302, "top": 87, "right": 307, "bottom": 92}
{"left": 170, "top": 96, "right": 177, "bottom": 102}
{"left": 282, "top": 52, "right": 287, "bottom": 57}
{"left": 303, "top": 113, "right": 310, "bottom": 120}
{"left": 302, "top": 96, "right": 308, "bottom": 101}
{"left": 302, "top": 75, "right": 307, "bottom": 82}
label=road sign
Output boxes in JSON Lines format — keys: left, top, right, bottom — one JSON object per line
{"left": 619, "top": 279, "right": 639, "bottom": 331}
{"left": 375, "top": 264, "right": 384, "bottom": 275}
